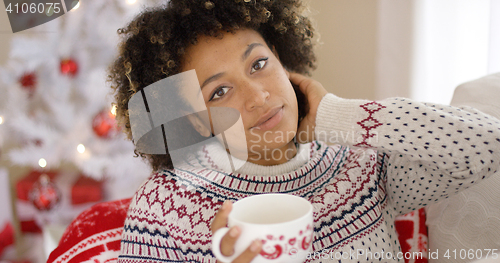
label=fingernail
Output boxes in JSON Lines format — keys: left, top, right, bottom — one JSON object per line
{"left": 229, "top": 227, "right": 239, "bottom": 238}
{"left": 250, "top": 240, "right": 261, "bottom": 252}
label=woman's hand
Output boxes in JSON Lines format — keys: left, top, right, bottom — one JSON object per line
{"left": 211, "top": 201, "right": 262, "bottom": 263}
{"left": 289, "top": 72, "right": 328, "bottom": 143}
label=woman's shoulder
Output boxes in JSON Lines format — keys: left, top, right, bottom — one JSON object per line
{"left": 129, "top": 168, "right": 218, "bottom": 204}
{"left": 127, "top": 169, "right": 215, "bottom": 219}
{"left": 134, "top": 169, "right": 176, "bottom": 190}
{"left": 129, "top": 170, "right": 178, "bottom": 205}
{"left": 124, "top": 169, "right": 219, "bottom": 256}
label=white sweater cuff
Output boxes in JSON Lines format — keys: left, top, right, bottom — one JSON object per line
{"left": 315, "top": 94, "right": 368, "bottom": 144}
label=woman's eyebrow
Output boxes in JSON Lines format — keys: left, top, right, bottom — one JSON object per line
{"left": 201, "top": 72, "right": 225, "bottom": 90}
{"left": 242, "top": 43, "right": 263, "bottom": 61}
{"left": 200, "top": 43, "right": 264, "bottom": 90}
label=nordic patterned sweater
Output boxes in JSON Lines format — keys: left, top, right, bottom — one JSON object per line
{"left": 119, "top": 94, "right": 500, "bottom": 263}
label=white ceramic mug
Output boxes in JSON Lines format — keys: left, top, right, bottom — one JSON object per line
{"left": 212, "top": 193, "right": 314, "bottom": 263}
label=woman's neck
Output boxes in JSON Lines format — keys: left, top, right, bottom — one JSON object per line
{"left": 245, "top": 140, "right": 298, "bottom": 166}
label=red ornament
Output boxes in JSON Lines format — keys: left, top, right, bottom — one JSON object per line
{"left": 92, "top": 109, "right": 119, "bottom": 138}
{"left": 18, "top": 72, "right": 37, "bottom": 96}
{"left": 60, "top": 58, "right": 78, "bottom": 76}
{"left": 33, "top": 139, "right": 43, "bottom": 147}
{"left": 29, "top": 174, "right": 61, "bottom": 211}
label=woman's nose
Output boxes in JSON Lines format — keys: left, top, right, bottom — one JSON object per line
{"left": 243, "top": 81, "right": 270, "bottom": 111}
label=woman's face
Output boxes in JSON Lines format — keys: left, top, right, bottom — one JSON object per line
{"left": 181, "top": 29, "right": 299, "bottom": 164}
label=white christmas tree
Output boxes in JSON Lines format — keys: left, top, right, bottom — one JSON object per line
{"left": 0, "top": 0, "right": 156, "bottom": 202}
{"left": 0, "top": 0, "right": 161, "bottom": 261}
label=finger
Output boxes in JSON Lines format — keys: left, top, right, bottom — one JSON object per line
{"left": 220, "top": 226, "right": 241, "bottom": 256}
{"left": 211, "top": 200, "right": 232, "bottom": 233}
{"left": 289, "top": 72, "right": 316, "bottom": 94}
{"left": 232, "top": 240, "right": 262, "bottom": 263}
{"left": 289, "top": 72, "right": 328, "bottom": 104}
{"left": 288, "top": 72, "right": 309, "bottom": 86}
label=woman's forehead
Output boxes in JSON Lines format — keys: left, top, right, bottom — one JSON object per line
{"left": 182, "top": 29, "right": 268, "bottom": 67}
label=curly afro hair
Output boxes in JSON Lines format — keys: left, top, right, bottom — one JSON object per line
{"left": 108, "top": 0, "right": 317, "bottom": 171}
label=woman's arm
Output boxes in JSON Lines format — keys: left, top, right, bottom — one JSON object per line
{"left": 119, "top": 173, "right": 261, "bottom": 263}
{"left": 290, "top": 73, "right": 500, "bottom": 215}
{"left": 118, "top": 174, "right": 188, "bottom": 262}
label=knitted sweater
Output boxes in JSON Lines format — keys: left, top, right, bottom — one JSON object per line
{"left": 118, "top": 94, "right": 500, "bottom": 263}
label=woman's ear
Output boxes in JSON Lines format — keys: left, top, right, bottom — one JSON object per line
{"left": 186, "top": 113, "right": 212, "bottom": 137}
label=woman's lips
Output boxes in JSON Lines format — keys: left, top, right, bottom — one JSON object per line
{"left": 251, "top": 106, "right": 284, "bottom": 131}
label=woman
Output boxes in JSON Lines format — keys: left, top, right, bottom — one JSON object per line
{"left": 108, "top": 0, "right": 500, "bottom": 262}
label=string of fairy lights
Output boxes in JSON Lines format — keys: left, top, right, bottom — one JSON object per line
{"left": 41, "top": 104, "right": 117, "bottom": 168}
{"left": 1, "top": 103, "right": 118, "bottom": 169}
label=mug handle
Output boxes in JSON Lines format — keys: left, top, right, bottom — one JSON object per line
{"left": 212, "top": 227, "right": 237, "bottom": 263}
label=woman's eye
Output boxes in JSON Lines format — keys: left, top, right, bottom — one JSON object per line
{"left": 209, "top": 86, "right": 231, "bottom": 101}
{"left": 250, "top": 58, "right": 268, "bottom": 74}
